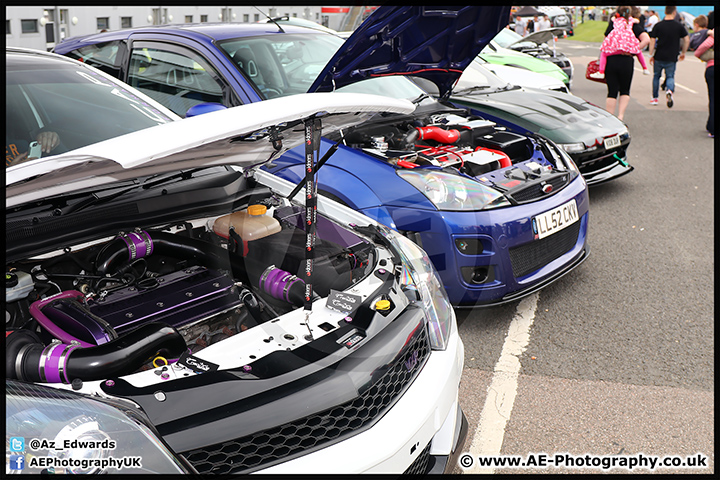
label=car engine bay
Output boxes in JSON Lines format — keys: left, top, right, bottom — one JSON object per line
{"left": 5, "top": 189, "right": 407, "bottom": 392}
{"left": 337, "top": 109, "right": 579, "bottom": 204}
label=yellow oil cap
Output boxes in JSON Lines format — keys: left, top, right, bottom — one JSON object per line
{"left": 247, "top": 204, "right": 267, "bottom": 216}
{"left": 375, "top": 299, "right": 391, "bottom": 311}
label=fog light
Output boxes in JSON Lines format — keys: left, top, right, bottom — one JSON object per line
{"left": 455, "top": 238, "right": 484, "bottom": 255}
{"left": 461, "top": 266, "right": 495, "bottom": 285}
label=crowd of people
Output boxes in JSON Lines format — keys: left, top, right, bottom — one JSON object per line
{"left": 594, "top": 6, "right": 714, "bottom": 138}
{"left": 513, "top": 13, "right": 552, "bottom": 37}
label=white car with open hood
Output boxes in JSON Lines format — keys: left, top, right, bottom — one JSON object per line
{"left": 6, "top": 47, "right": 467, "bottom": 474}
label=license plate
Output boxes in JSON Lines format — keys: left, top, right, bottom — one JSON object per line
{"left": 604, "top": 135, "right": 621, "bottom": 149}
{"left": 533, "top": 199, "right": 579, "bottom": 239}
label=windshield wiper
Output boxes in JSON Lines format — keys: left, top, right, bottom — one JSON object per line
{"left": 452, "top": 85, "right": 491, "bottom": 95}
{"left": 142, "top": 167, "right": 209, "bottom": 189}
{"left": 411, "top": 93, "right": 430, "bottom": 104}
{"left": 58, "top": 183, "right": 141, "bottom": 216}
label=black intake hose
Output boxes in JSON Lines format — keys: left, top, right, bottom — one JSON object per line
{"left": 7, "top": 322, "right": 187, "bottom": 383}
{"left": 97, "top": 231, "right": 238, "bottom": 277}
{"left": 95, "top": 230, "right": 306, "bottom": 307}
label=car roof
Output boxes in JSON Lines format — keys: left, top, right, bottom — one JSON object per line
{"left": 56, "top": 7, "right": 511, "bottom": 100}
{"left": 8, "top": 46, "right": 96, "bottom": 66}
{"left": 54, "top": 22, "right": 339, "bottom": 53}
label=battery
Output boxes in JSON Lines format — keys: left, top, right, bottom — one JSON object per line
{"left": 474, "top": 131, "right": 531, "bottom": 161}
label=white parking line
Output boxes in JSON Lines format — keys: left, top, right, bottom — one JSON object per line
{"left": 464, "top": 293, "right": 539, "bottom": 474}
{"left": 633, "top": 67, "right": 698, "bottom": 94}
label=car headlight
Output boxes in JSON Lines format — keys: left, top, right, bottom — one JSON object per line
{"left": 397, "top": 169, "right": 510, "bottom": 211}
{"left": 559, "top": 142, "right": 586, "bottom": 154}
{"left": 6, "top": 380, "right": 190, "bottom": 474}
{"left": 377, "top": 225, "right": 454, "bottom": 351}
{"left": 555, "top": 144, "right": 580, "bottom": 173}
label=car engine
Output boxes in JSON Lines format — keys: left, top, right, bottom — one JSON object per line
{"left": 339, "top": 110, "right": 577, "bottom": 203}
{"left": 5, "top": 203, "right": 377, "bottom": 386}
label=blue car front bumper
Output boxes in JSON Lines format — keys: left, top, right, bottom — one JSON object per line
{"left": 375, "top": 176, "right": 589, "bottom": 307}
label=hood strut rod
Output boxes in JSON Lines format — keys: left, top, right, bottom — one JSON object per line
{"left": 303, "top": 117, "right": 322, "bottom": 323}
{"left": 287, "top": 139, "right": 341, "bottom": 202}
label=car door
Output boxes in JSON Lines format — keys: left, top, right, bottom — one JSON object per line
{"left": 124, "top": 40, "right": 245, "bottom": 117}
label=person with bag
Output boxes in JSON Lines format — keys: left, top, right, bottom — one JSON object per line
{"left": 594, "top": 6, "right": 650, "bottom": 121}
{"left": 589, "top": 6, "right": 650, "bottom": 80}
{"left": 695, "top": 29, "right": 714, "bottom": 137}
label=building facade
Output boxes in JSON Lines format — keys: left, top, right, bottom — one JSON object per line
{"left": 6, "top": 6, "right": 337, "bottom": 51}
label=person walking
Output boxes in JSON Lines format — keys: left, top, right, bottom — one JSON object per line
{"left": 591, "top": 6, "right": 649, "bottom": 80}
{"left": 694, "top": 29, "right": 714, "bottom": 137}
{"left": 538, "top": 14, "right": 551, "bottom": 31}
{"left": 525, "top": 16, "right": 536, "bottom": 35}
{"left": 513, "top": 15, "right": 526, "bottom": 37}
{"left": 648, "top": 6, "right": 689, "bottom": 108}
{"left": 645, "top": 9, "right": 659, "bottom": 33}
{"left": 599, "top": 6, "right": 650, "bottom": 120}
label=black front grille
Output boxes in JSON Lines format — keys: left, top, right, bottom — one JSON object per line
{"left": 182, "top": 327, "right": 430, "bottom": 474}
{"left": 509, "top": 175, "right": 570, "bottom": 203}
{"left": 404, "top": 442, "right": 432, "bottom": 475}
{"left": 509, "top": 221, "right": 581, "bottom": 278}
{"left": 575, "top": 147, "right": 627, "bottom": 170}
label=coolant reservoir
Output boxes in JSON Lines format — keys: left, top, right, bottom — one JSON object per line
{"left": 213, "top": 205, "right": 281, "bottom": 242}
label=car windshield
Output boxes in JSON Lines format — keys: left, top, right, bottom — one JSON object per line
{"left": 6, "top": 52, "right": 175, "bottom": 167}
{"left": 492, "top": 28, "right": 523, "bottom": 48}
{"left": 454, "top": 61, "right": 509, "bottom": 93}
{"left": 218, "top": 33, "right": 344, "bottom": 97}
{"left": 216, "top": 33, "right": 433, "bottom": 103}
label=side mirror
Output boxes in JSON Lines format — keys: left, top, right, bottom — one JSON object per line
{"left": 185, "top": 103, "right": 228, "bottom": 118}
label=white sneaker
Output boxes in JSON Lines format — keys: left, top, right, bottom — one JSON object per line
{"left": 589, "top": 71, "right": 605, "bottom": 79}
{"left": 643, "top": 69, "right": 650, "bottom": 75}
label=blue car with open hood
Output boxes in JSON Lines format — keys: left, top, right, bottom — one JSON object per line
{"left": 55, "top": 5, "right": 589, "bottom": 307}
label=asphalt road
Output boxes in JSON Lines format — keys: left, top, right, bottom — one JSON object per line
{"left": 453, "top": 40, "right": 714, "bottom": 474}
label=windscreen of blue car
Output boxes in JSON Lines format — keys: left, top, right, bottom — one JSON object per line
{"left": 6, "top": 53, "right": 175, "bottom": 167}
{"left": 216, "top": 33, "right": 436, "bottom": 105}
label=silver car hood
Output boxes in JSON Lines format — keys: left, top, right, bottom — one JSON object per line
{"left": 510, "top": 27, "right": 567, "bottom": 46}
{"left": 6, "top": 92, "right": 414, "bottom": 208}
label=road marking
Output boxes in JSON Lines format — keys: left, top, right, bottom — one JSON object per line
{"left": 464, "top": 292, "right": 539, "bottom": 474}
{"left": 672, "top": 83, "right": 697, "bottom": 94}
{"left": 633, "top": 68, "right": 697, "bottom": 94}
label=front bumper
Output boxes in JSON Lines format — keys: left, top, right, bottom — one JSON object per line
{"left": 260, "top": 316, "right": 465, "bottom": 474}
{"left": 573, "top": 137, "right": 633, "bottom": 186}
{"left": 580, "top": 157, "right": 634, "bottom": 186}
{"left": 385, "top": 175, "right": 589, "bottom": 307}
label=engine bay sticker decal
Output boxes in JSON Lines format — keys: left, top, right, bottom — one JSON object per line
{"left": 177, "top": 352, "right": 219, "bottom": 373}
{"left": 326, "top": 289, "right": 363, "bottom": 316}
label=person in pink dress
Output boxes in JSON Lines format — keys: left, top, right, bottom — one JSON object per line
{"left": 590, "top": 6, "right": 649, "bottom": 79}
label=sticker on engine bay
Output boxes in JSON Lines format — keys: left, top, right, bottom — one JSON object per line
{"left": 176, "top": 352, "right": 219, "bottom": 373}
{"left": 325, "top": 290, "right": 362, "bottom": 316}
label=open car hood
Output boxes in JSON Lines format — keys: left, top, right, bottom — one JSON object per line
{"left": 6, "top": 92, "right": 414, "bottom": 208}
{"left": 309, "top": 5, "right": 510, "bottom": 99}
{"left": 509, "top": 27, "right": 567, "bottom": 46}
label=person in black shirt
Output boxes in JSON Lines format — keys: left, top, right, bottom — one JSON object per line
{"left": 648, "top": 6, "right": 689, "bottom": 107}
